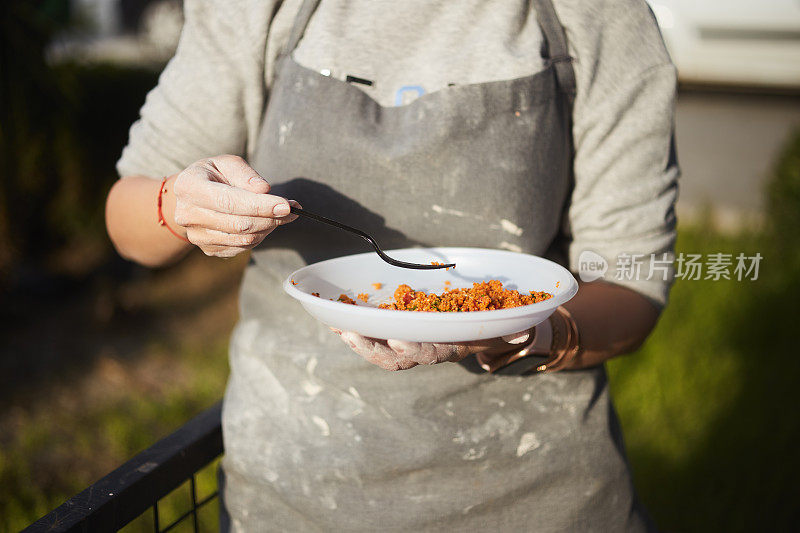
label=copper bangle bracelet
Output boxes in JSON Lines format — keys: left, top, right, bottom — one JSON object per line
{"left": 539, "top": 306, "right": 581, "bottom": 372}
{"left": 477, "top": 306, "right": 580, "bottom": 374}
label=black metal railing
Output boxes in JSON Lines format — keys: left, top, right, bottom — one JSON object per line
{"left": 24, "top": 401, "right": 224, "bottom": 533}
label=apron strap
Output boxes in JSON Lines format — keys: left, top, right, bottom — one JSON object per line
{"left": 532, "top": 0, "right": 576, "bottom": 265}
{"left": 284, "top": 0, "right": 323, "bottom": 57}
{"left": 531, "top": 0, "right": 577, "bottom": 111}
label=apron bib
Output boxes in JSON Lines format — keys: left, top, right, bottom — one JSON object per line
{"left": 220, "top": 1, "right": 652, "bottom": 531}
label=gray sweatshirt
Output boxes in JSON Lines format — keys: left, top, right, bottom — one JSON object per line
{"left": 118, "top": 0, "right": 678, "bottom": 306}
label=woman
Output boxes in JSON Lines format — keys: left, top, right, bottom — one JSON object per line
{"left": 106, "top": 0, "right": 677, "bottom": 530}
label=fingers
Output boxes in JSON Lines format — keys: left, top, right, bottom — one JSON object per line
{"left": 336, "top": 331, "right": 416, "bottom": 371}
{"left": 463, "top": 327, "right": 535, "bottom": 354}
{"left": 172, "top": 156, "right": 301, "bottom": 258}
{"left": 175, "top": 157, "right": 291, "bottom": 218}
{"left": 186, "top": 227, "right": 267, "bottom": 249}
{"left": 385, "top": 339, "right": 467, "bottom": 365}
{"left": 386, "top": 339, "right": 437, "bottom": 365}
{"left": 501, "top": 329, "right": 531, "bottom": 344}
{"left": 197, "top": 180, "right": 291, "bottom": 217}
{"left": 460, "top": 339, "right": 505, "bottom": 354}
{"left": 332, "top": 328, "right": 491, "bottom": 369}
{"left": 179, "top": 209, "right": 297, "bottom": 257}
{"left": 345, "top": 332, "right": 410, "bottom": 371}
{"left": 286, "top": 199, "right": 302, "bottom": 221}
{"left": 437, "top": 343, "right": 473, "bottom": 362}
{"left": 175, "top": 205, "right": 296, "bottom": 234}
{"left": 331, "top": 327, "right": 543, "bottom": 373}
{"left": 206, "top": 154, "right": 271, "bottom": 193}
{"left": 331, "top": 328, "right": 537, "bottom": 370}
{"left": 334, "top": 330, "right": 465, "bottom": 368}
{"left": 193, "top": 244, "right": 252, "bottom": 258}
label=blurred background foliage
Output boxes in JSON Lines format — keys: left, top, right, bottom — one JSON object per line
{"left": 608, "top": 128, "right": 800, "bottom": 531}
{"left": 1, "top": 1, "right": 800, "bottom": 532}
{"left": 0, "top": 0, "right": 158, "bottom": 291}
{"left": 767, "top": 128, "right": 800, "bottom": 269}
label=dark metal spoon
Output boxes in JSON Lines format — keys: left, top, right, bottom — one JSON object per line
{"left": 290, "top": 206, "right": 456, "bottom": 270}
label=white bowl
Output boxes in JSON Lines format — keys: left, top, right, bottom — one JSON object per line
{"left": 283, "top": 247, "right": 578, "bottom": 342}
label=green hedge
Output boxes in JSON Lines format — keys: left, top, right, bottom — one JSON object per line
{"left": 0, "top": 1, "right": 160, "bottom": 286}
{"left": 767, "top": 127, "right": 800, "bottom": 268}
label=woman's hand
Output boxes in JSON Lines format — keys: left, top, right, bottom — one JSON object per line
{"left": 173, "top": 155, "right": 298, "bottom": 258}
{"left": 331, "top": 328, "right": 532, "bottom": 371}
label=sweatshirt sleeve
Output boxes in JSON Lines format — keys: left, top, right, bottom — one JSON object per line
{"left": 116, "top": 0, "right": 260, "bottom": 178}
{"left": 559, "top": 0, "right": 680, "bottom": 308}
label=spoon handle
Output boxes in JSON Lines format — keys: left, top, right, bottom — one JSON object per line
{"left": 289, "top": 206, "right": 455, "bottom": 270}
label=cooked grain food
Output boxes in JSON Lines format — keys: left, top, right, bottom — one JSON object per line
{"left": 337, "top": 294, "right": 357, "bottom": 305}
{"left": 378, "top": 280, "right": 552, "bottom": 312}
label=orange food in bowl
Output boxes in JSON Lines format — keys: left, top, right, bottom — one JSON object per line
{"left": 337, "top": 294, "right": 357, "bottom": 305}
{"left": 378, "top": 280, "right": 552, "bottom": 312}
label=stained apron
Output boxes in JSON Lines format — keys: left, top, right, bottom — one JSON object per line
{"left": 219, "top": 0, "right": 654, "bottom": 530}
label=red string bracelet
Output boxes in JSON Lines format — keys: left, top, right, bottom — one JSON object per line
{"left": 157, "top": 177, "right": 191, "bottom": 243}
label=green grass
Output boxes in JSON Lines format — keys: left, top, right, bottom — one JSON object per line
{"left": 0, "top": 336, "right": 230, "bottom": 532}
{"left": 608, "top": 223, "right": 799, "bottom": 531}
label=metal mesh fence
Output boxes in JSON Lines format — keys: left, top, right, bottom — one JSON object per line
{"left": 25, "top": 402, "right": 223, "bottom": 533}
